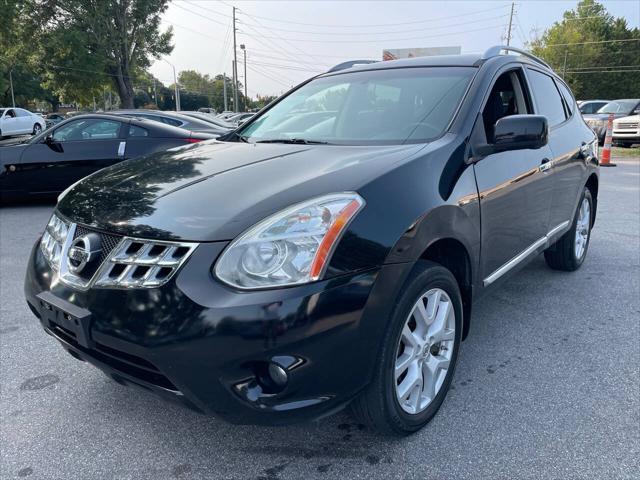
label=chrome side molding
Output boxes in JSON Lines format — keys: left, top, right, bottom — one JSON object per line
{"left": 483, "top": 220, "right": 570, "bottom": 286}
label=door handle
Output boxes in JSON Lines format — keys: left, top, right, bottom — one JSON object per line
{"left": 539, "top": 158, "right": 552, "bottom": 173}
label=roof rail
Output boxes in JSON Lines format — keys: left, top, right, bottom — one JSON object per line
{"left": 482, "top": 45, "right": 551, "bottom": 69}
{"left": 327, "top": 60, "right": 378, "bottom": 73}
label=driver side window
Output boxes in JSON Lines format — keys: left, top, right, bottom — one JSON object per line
{"left": 53, "top": 119, "right": 121, "bottom": 142}
{"left": 482, "top": 70, "right": 530, "bottom": 143}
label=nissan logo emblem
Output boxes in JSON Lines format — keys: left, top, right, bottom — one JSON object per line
{"left": 67, "top": 233, "right": 102, "bottom": 274}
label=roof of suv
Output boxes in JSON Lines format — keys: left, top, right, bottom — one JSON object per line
{"left": 324, "top": 48, "right": 555, "bottom": 77}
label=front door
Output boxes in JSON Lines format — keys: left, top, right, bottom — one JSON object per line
{"left": 1, "top": 109, "right": 20, "bottom": 136}
{"left": 13, "top": 118, "right": 125, "bottom": 194}
{"left": 473, "top": 67, "right": 556, "bottom": 287}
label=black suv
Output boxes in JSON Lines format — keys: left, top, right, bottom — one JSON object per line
{"left": 25, "top": 46, "right": 599, "bottom": 435}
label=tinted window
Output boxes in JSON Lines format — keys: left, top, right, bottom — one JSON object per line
{"left": 240, "top": 67, "right": 476, "bottom": 145}
{"left": 556, "top": 81, "right": 575, "bottom": 116}
{"left": 527, "top": 69, "right": 566, "bottom": 126}
{"left": 129, "top": 125, "right": 149, "bottom": 137}
{"left": 598, "top": 100, "right": 639, "bottom": 114}
{"left": 53, "top": 119, "right": 121, "bottom": 142}
{"left": 158, "top": 116, "right": 182, "bottom": 127}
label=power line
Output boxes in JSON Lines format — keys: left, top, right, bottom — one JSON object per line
{"left": 236, "top": 23, "right": 507, "bottom": 44}
{"left": 246, "top": 64, "right": 292, "bottom": 89}
{"left": 237, "top": 13, "right": 511, "bottom": 36}
{"left": 546, "top": 38, "right": 640, "bottom": 47}
{"left": 225, "top": 3, "right": 511, "bottom": 28}
{"left": 565, "top": 69, "right": 640, "bottom": 74}
{"left": 237, "top": 9, "right": 327, "bottom": 64}
{"left": 172, "top": 2, "right": 229, "bottom": 27}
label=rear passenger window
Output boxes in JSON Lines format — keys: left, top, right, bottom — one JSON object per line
{"left": 129, "top": 125, "right": 149, "bottom": 137}
{"left": 160, "top": 117, "right": 181, "bottom": 127}
{"left": 556, "top": 81, "right": 575, "bottom": 117}
{"left": 527, "top": 69, "right": 567, "bottom": 126}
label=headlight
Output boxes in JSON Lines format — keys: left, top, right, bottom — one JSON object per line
{"left": 40, "top": 214, "right": 70, "bottom": 270}
{"left": 214, "top": 193, "right": 365, "bottom": 289}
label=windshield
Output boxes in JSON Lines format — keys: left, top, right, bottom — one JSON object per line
{"left": 598, "top": 100, "right": 638, "bottom": 114}
{"left": 239, "top": 67, "right": 475, "bottom": 145}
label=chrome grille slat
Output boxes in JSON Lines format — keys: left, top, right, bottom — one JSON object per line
{"left": 41, "top": 214, "right": 198, "bottom": 290}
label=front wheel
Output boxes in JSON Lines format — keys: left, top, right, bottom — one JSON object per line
{"left": 350, "top": 261, "right": 462, "bottom": 435}
{"left": 32, "top": 124, "right": 42, "bottom": 135}
{"left": 544, "top": 187, "right": 593, "bottom": 271}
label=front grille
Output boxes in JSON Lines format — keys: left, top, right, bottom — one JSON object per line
{"left": 72, "top": 225, "right": 122, "bottom": 279}
{"left": 616, "top": 122, "right": 638, "bottom": 129}
{"left": 48, "top": 325, "right": 178, "bottom": 391}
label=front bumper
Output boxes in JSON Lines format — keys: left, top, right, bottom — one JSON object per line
{"left": 25, "top": 239, "right": 406, "bottom": 425}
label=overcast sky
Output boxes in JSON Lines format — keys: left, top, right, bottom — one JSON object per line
{"left": 149, "top": 0, "right": 640, "bottom": 98}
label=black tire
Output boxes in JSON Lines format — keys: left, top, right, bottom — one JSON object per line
{"left": 544, "top": 187, "right": 593, "bottom": 271}
{"left": 32, "top": 124, "right": 42, "bottom": 135}
{"left": 350, "top": 260, "right": 462, "bottom": 436}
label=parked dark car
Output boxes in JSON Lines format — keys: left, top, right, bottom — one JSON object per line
{"left": 113, "top": 109, "right": 230, "bottom": 136}
{"left": 577, "top": 100, "right": 609, "bottom": 115}
{"left": 583, "top": 99, "right": 640, "bottom": 144}
{"left": 1, "top": 114, "right": 213, "bottom": 202}
{"left": 24, "top": 46, "right": 599, "bottom": 435}
{"left": 44, "top": 113, "right": 66, "bottom": 128}
{"left": 180, "top": 111, "right": 236, "bottom": 129}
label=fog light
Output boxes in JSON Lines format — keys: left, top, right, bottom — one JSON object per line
{"left": 268, "top": 363, "right": 288, "bottom": 387}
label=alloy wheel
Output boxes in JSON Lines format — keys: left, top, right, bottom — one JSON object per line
{"left": 33, "top": 124, "right": 42, "bottom": 135}
{"left": 394, "top": 288, "right": 455, "bottom": 415}
{"left": 574, "top": 198, "right": 590, "bottom": 260}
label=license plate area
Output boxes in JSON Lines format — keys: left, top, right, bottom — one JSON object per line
{"left": 36, "top": 291, "right": 92, "bottom": 348}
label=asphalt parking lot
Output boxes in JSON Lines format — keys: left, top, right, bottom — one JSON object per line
{"left": 1, "top": 154, "right": 638, "bottom": 480}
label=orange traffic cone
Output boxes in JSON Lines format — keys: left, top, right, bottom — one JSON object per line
{"left": 600, "top": 113, "right": 617, "bottom": 167}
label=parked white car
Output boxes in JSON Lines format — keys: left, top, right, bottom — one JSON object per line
{"left": 612, "top": 114, "right": 639, "bottom": 147}
{"left": 0, "top": 108, "right": 46, "bottom": 138}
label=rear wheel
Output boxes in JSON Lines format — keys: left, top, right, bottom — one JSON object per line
{"left": 350, "top": 261, "right": 462, "bottom": 435}
{"left": 544, "top": 187, "right": 593, "bottom": 271}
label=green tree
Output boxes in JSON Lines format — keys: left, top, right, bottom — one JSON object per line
{"left": 37, "top": 0, "right": 174, "bottom": 108}
{"left": 178, "top": 70, "right": 247, "bottom": 112}
{"left": 530, "top": 0, "right": 640, "bottom": 99}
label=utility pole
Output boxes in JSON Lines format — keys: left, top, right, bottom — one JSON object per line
{"left": 232, "top": 60, "right": 236, "bottom": 111}
{"left": 232, "top": 6, "right": 239, "bottom": 113}
{"left": 164, "top": 59, "right": 181, "bottom": 111}
{"left": 240, "top": 44, "right": 247, "bottom": 111}
{"left": 506, "top": 2, "right": 515, "bottom": 46}
{"left": 9, "top": 68, "right": 15, "bottom": 108}
{"left": 223, "top": 72, "right": 228, "bottom": 111}
{"left": 153, "top": 78, "right": 158, "bottom": 107}
{"left": 562, "top": 50, "right": 568, "bottom": 77}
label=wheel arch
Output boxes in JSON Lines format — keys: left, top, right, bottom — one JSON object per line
{"left": 419, "top": 238, "right": 473, "bottom": 340}
{"left": 585, "top": 173, "right": 598, "bottom": 226}
{"left": 385, "top": 204, "right": 480, "bottom": 341}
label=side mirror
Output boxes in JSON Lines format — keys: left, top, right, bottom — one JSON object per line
{"left": 476, "top": 115, "right": 548, "bottom": 157}
{"left": 44, "top": 134, "right": 54, "bottom": 144}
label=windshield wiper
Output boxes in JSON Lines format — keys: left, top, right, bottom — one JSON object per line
{"left": 255, "top": 138, "right": 329, "bottom": 145}
{"left": 221, "top": 131, "right": 249, "bottom": 143}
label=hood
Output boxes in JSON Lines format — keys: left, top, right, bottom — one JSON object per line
{"left": 613, "top": 114, "right": 639, "bottom": 124}
{"left": 583, "top": 112, "right": 628, "bottom": 121}
{"left": 57, "top": 140, "right": 425, "bottom": 241}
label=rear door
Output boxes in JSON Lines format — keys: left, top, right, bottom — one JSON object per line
{"left": 525, "top": 69, "right": 590, "bottom": 234}
{"left": 473, "top": 66, "right": 556, "bottom": 287}
{"left": 122, "top": 123, "right": 187, "bottom": 160}
{"left": 13, "top": 118, "right": 125, "bottom": 194}
{"left": 15, "top": 109, "right": 34, "bottom": 134}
